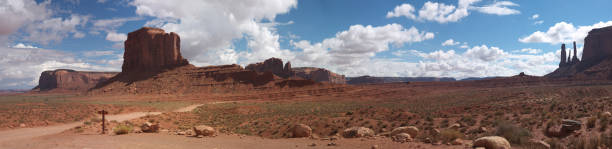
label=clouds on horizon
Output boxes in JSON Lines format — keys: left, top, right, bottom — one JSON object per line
{"left": 386, "top": 0, "right": 520, "bottom": 23}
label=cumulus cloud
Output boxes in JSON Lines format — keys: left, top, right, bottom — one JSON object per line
{"left": 519, "top": 21, "right": 612, "bottom": 44}
{"left": 131, "top": 0, "right": 297, "bottom": 66}
{"left": 531, "top": 14, "right": 539, "bottom": 20}
{"left": 411, "top": 45, "right": 557, "bottom": 78}
{"left": 0, "top": 0, "right": 51, "bottom": 35}
{"left": 92, "top": 17, "right": 141, "bottom": 33}
{"left": 292, "top": 24, "right": 434, "bottom": 68}
{"left": 386, "top": 0, "right": 519, "bottom": 23}
{"left": 442, "top": 39, "right": 460, "bottom": 46}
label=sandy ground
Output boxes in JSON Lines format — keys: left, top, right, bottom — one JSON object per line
{"left": 1, "top": 133, "right": 468, "bottom": 149}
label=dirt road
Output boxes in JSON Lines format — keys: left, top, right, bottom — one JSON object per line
{"left": 0, "top": 104, "right": 201, "bottom": 145}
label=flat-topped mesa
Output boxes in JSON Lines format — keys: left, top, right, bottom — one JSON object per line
{"left": 34, "top": 69, "right": 117, "bottom": 92}
{"left": 122, "top": 27, "right": 189, "bottom": 73}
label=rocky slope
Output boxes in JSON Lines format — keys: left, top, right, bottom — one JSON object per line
{"left": 32, "top": 69, "right": 117, "bottom": 92}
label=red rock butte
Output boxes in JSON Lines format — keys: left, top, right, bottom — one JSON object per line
{"left": 122, "top": 27, "right": 189, "bottom": 73}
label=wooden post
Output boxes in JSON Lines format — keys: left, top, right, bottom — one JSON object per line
{"left": 97, "top": 110, "right": 108, "bottom": 134}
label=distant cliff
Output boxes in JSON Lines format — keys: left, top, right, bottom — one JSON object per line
{"left": 346, "top": 76, "right": 455, "bottom": 85}
{"left": 33, "top": 69, "right": 117, "bottom": 92}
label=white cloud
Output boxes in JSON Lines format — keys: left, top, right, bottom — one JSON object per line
{"left": 534, "top": 20, "right": 544, "bottom": 25}
{"left": 0, "top": 0, "right": 51, "bottom": 35}
{"left": 465, "top": 45, "right": 505, "bottom": 61}
{"left": 131, "top": 0, "right": 298, "bottom": 65}
{"left": 531, "top": 14, "right": 539, "bottom": 20}
{"left": 83, "top": 50, "right": 115, "bottom": 57}
{"left": 519, "top": 21, "right": 612, "bottom": 44}
{"left": 105, "top": 32, "right": 127, "bottom": 42}
{"left": 442, "top": 39, "right": 460, "bottom": 46}
{"left": 471, "top": 1, "right": 520, "bottom": 15}
{"left": 386, "top": 0, "right": 519, "bottom": 23}
{"left": 515, "top": 48, "right": 542, "bottom": 54}
{"left": 386, "top": 4, "right": 416, "bottom": 19}
{"left": 11, "top": 43, "right": 38, "bottom": 49}
{"left": 92, "top": 17, "right": 141, "bottom": 31}
{"left": 291, "top": 23, "right": 434, "bottom": 75}
{"left": 392, "top": 50, "right": 410, "bottom": 57}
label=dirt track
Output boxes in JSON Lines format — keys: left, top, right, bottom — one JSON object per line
{"left": 0, "top": 103, "right": 205, "bottom": 146}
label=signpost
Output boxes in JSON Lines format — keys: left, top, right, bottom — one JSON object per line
{"left": 97, "top": 110, "right": 108, "bottom": 134}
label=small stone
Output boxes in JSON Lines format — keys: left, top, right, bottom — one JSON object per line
{"left": 371, "top": 145, "right": 379, "bottom": 149}
{"left": 19, "top": 123, "right": 26, "bottom": 128}
{"left": 327, "top": 142, "right": 337, "bottom": 146}
{"left": 451, "top": 138, "right": 462, "bottom": 145}
{"left": 309, "top": 143, "right": 317, "bottom": 147}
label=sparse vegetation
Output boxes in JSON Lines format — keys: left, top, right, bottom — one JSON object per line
{"left": 114, "top": 124, "right": 133, "bottom": 135}
{"left": 495, "top": 122, "right": 531, "bottom": 145}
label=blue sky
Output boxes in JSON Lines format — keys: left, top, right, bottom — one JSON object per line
{"left": 1, "top": 0, "right": 612, "bottom": 89}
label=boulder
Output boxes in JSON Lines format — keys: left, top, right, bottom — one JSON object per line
{"left": 34, "top": 69, "right": 117, "bottom": 92}
{"left": 526, "top": 139, "right": 551, "bottom": 149}
{"left": 560, "top": 119, "right": 581, "bottom": 133}
{"left": 602, "top": 111, "right": 612, "bottom": 118}
{"left": 448, "top": 123, "right": 461, "bottom": 130}
{"left": 342, "top": 127, "right": 374, "bottom": 138}
{"left": 19, "top": 123, "right": 26, "bottom": 128}
{"left": 391, "top": 133, "right": 412, "bottom": 143}
{"left": 122, "top": 27, "right": 189, "bottom": 73}
{"left": 473, "top": 136, "right": 511, "bottom": 149}
{"left": 140, "top": 122, "right": 159, "bottom": 133}
{"left": 291, "top": 124, "right": 312, "bottom": 138}
{"left": 390, "top": 126, "right": 419, "bottom": 138}
{"left": 193, "top": 125, "right": 216, "bottom": 137}
{"left": 451, "top": 138, "right": 462, "bottom": 145}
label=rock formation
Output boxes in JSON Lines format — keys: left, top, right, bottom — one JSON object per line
{"left": 246, "top": 58, "right": 347, "bottom": 84}
{"left": 559, "top": 44, "right": 567, "bottom": 67}
{"left": 122, "top": 27, "right": 188, "bottom": 73}
{"left": 245, "top": 58, "right": 294, "bottom": 78}
{"left": 547, "top": 25, "right": 612, "bottom": 79}
{"left": 293, "top": 67, "right": 347, "bottom": 84}
{"left": 33, "top": 69, "right": 117, "bottom": 91}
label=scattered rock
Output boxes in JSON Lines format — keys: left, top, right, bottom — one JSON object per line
{"left": 140, "top": 122, "right": 159, "bottom": 133}
{"left": 527, "top": 139, "right": 551, "bottom": 149}
{"left": 19, "top": 123, "right": 26, "bottom": 128}
{"left": 308, "top": 143, "right": 317, "bottom": 147}
{"left": 561, "top": 119, "right": 582, "bottom": 133}
{"left": 391, "top": 133, "right": 412, "bottom": 143}
{"left": 342, "top": 127, "right": 374, "bottom": 138}
{"left": 390, "top": 126, "right": 419, "bottom": 138}
{"left": 327, "top": 142, "right": 337, "bottom": 146}
{"left": 473, "top": 136, "right": 511, "bottom": 149}
{"left": 193, "top": 125, "right": 216, "bottom": 137}
{"left": 132, "top": 127, "right": 143, "bottom": 133}
{"left": 479, "top": 127, "right": 488, "bottom": 133}
{"left": 423, "top": 137, "right": 432, "bottom": 143}
{"left": 602, "top": 111, "right": 612, "bottom": 118}
{"left": 431, "top": 128, "right": 441, "bottom": 136}
{"left": 451, "top": 138, "right": 462, "bottom": 145}
{"left": 448, "top": 123, "right": 461, "bottom": 130}
{"left": 291, "top": 124, "right": 312, "bottom": 138}
{"left": 371, "top": 145, "right": 379, "bottom": 149}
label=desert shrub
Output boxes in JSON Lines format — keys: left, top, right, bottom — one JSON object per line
{"left": 546, "top": 138, "right": 564, "bottom": 149}
{"left": 600, "top": 116, "right": 609, "bottom": 132}
{"left": 114, "top": 124, "right": 132, "bottom": 135}
{"left": 587, "top": 116, "right": 597, "bottom": 129}
{"left": 83, "top": 121, "right": 92, "bottom": 125}
{"left": 495, "top": 122, "right": 531, "bottom": 145}
{"left": 439, "top": 129, "right": 463, "bottom": 143}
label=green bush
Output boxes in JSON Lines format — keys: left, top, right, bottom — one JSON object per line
{"left": 495, "top": 122, "right": 531, "bottom": 145}
{"left": 114, "top": 124, "right": 133, "bottom": 135}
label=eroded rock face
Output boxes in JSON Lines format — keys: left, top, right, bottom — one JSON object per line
{"left": 582, "top": 26, "right": 612, "bottom": 65}
{"left": 293, "top": 67, "right": 346, "bottom": 84}
{"left": 245, "top": 58, "right": 293, "bottom": 78}
{"left": 34, "top": 69, "right": 117, "bottom": 91}
{"left": 122, "top": 27, "right": 189, "bottom": 73}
